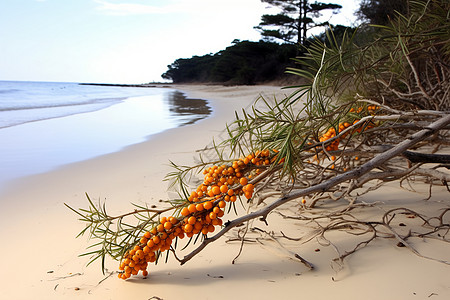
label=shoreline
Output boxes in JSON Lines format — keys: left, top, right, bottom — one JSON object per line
{"left": 0, "top": 85, "right": 448, "bottom": 299}
{"left": 0, "top": 86, "right": 211, "bottom": 191}
{"left": 0, "top": 85, "right": 286, "bottom": 198}
{"left": 79, "top": 82, "right": 172, "bottom": 88}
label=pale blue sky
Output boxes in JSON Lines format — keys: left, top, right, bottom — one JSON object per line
{"left": 0, "top": 0, "right": 360, "bottom": 84}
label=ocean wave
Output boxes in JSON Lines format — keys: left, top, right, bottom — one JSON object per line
{"left": 0, "top": 97, "right": 126, "bottom": 112}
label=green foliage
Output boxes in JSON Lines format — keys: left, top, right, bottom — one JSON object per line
{"left": 65, "top": 193, "right": 182, "bottom": 274}
{"left": 161, "top": 40, "right": 298, "bottom": 84}
{"left": 289, "top": 0, "right": 450, "bottom": 111}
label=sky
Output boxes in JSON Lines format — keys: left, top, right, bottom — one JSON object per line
{"left": 0, "top": 0, "right": 361, "bottom": 84}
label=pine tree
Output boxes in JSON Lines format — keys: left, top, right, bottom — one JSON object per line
{"left": 255, "top": 0, "right": 342, "bottom": 44}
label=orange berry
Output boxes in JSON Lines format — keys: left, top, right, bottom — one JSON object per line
{"left": 211, "top": 186, "right": 221, "bottom": 195}
{"left": 136, "top": 250, "right": 144, "bottom": 259}
{"left": 144, "top": 231, "right": 151, "bottom": 239}
{"left": 204, "top": 214, "right": 211, "bottom": 223}
{"left": 184, "top": 224, "right": 193, "bottom": 233}
{"left": 142, "top": 270, "right": 148, "bottom": 277}
{"left": 196, "top": 203, "right": 204, "bottom": 211}
{"left": 203, "top": 201, "right": 213, "bottom": 210}
{"left": 218, "top": 200, "right": 226, "bottom": 208}
{"left": 194, "top": 221, "right": 202, "bottom": 231}
{"left": 181, "top": 207, "right": 190, "bottom": 216}
{"left": 152, "top": 236, "right": 160, "bottom": 244}
{"left": 245, "top": 183, "right": 254, "bottom": 191}
{"left": 156, "top": 224, "right": 165, "bottom": 232}
{"left": 209, "top": 212, "right": 217, "bottom": 220}
{"left": 147, "top": 239, "right": 155, "bottom": 248}
{"left": 188, "top": 216, "right": 196, "bottom": 225}
{"left": 239, "top": 177, "right": 248, "bottom": 186}
{"left": 213, "top": 206, "right": 220, "bottom": 214}
{"left": 164, "top": 221, "right": 172, "bottom": 230}
{"left": 227, "top": 189, "right": 234, "bottom": 196}
{"left": 220, "top": 185, "right": 228, "bottom": 194}
{"left": 188, "top": 204, "right": 197, "bottom": 213}
{"left": 190, "top": 190, "right": 198, "bottom": 199}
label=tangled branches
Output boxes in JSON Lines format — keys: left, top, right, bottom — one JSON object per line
{"left": 67, "top": 0, "right": 449, "bottom": 280}
{"left": 229, "top": 206, "right": 450, "bottom": 272}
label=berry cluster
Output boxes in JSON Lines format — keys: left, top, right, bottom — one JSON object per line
{"left": 312, "top": 105, "right": 380, "bottom": 160}
{"left": 118, "top": 149, "right": 273, "bottom": 279}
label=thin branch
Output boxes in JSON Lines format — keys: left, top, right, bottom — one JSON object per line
{"left": 180, "top": 114, "right": 450, "bottom": 265}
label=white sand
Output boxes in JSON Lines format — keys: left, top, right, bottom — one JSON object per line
{"left": 0, "top": 84, "right": 448, "bottom": 299}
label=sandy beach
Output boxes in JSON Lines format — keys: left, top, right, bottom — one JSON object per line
{"left": 0, "top": 84, "right": 448, "bottom": 300}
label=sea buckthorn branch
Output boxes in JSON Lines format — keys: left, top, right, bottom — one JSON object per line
{"left": 69, "top": 93, "right": 448, "bottom": 279}
{"left": 113, "top": 149, "right": 287, "bottom": 279}
{"left": 70, "top": 3, "right": 450, "bottom": 279}
{"left": 179, "top": 114, "right": 450, "bottom": 266}
{"left": 69, "top": 147, "right": 287, "bottom": 279}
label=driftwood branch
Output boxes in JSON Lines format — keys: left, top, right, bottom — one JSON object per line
{"left": 179, "top": 114, "right": 450, "bottom": 265}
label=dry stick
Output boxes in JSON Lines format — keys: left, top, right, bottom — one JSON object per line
{"left": 256, "top": 232, "right": 314, "bottom": 270}
{"left": 180, "top": 114, "right": 450, "bottom": 265}
{"left": 382, "top": 222, "right": 450, "bottom": 265}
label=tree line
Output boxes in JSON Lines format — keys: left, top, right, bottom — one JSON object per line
{"left": 161, "top": 0, "right": 409, "bottom": 85}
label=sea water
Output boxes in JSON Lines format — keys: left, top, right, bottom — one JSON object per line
{"left": 0, "top": 81, "right": 211, "bottom": 190}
